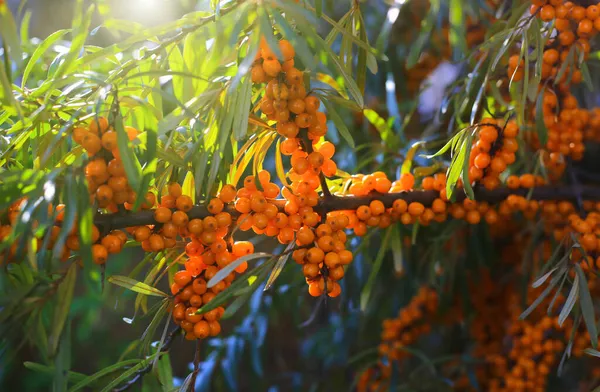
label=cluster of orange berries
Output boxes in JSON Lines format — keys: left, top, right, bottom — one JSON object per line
{"left": 468, "top": 119, "right": 519, "bottom": 190}
{"left": 514, "top": 0, "right": 600, "bottom": 161}
{"left": 165, "top": 187, "right": 258, "bottom": 340}
{"left": 170, "top": 270, "right": 225, "bottom": 341}
{"left": 357, "top": 287, "right": 439, "bottom": 392}
{"left": 536, "top": 91, "right": 588, "bottom": 160}
{"left": 74, "top": 117, "right": 146, "bottom": 209}
{"left": 532, "top": 0, "right": 599, "bottom": 57}
{"left": 292, "top": 213, "right": 354, "bottom": 297}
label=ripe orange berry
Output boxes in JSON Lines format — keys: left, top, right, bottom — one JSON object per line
{"left": 101, "top": 130, "right": 118, "bottom": 150}
{"left": 587, "top": 5, "right": 600, "bottom": 20}
{"left": 466, "top": 210, "right": 481, "bottom": 224}
{"left": 216, "top": 186, "right": 236, "bottom": 206}
{"left": 540, "top": 5, "right": 555, "bottom": 21}
{"left": 89, "top": 116, "right": 109, "bottom": 134}
{"left": 297, "top": 226, "right": 315, "bottom": 245}
{"left": 289, "top": 98, "right": 306, "bottom": 115}
{"left": 174, "top": 270, "right": 193, "bottom": 287}
{"left": 571, "top": 5, "right": 586, "bottom": 21}
{"left": 149, "top": 234, "right": 165, "bottom": 251}
{"left": 82, "top": 133, "right": 102, "bottom": 155}
{"left": 356, "top": 205, "right": 371, "bottom": 221}
{"left": 168, "top": 183, "right": 182, "bottom": 198}
{"left": 176, "top": 195, "right": 193, "bottom": 212}
{"left": 279, "top": 39, "right": 295, "bottom": 61}
{"left": 262, "top": 59, "right": 282, "bottom": 77}
{"left": 154, "top": 207, "right": 172, "bottom": 223}
{"left": 474, "top": 153, "right": 491, "bottom": 169}
{"left": 251, "top": 65, "right": 266, "bottom": 84}
{"left": 408, "top": 202, "right": 425, "bottom": 217}
{"left": 399, "top": 173, "right": 414, "bottom": 190}
{"left": 506, "top": 175, "right": 520, "bottom": 189}
{"left": 369, "top": 200, "right": 385, "bottom": 216}
{"left": 193, "top": 320, "right": 210, "bottom": 339}
{"left": 543, "top": 49, "right": 559, "bottom": 65}
{"left": 479, "top": 126, "right": 498, "bottom": 143}
{"left": 519, "top": 174, "right": 535, "bottom": 188}
{"left": 285, "top": 68, "right": 303, "bottom": 85}
{"left": 172, "top": 211, "right": 189, "bottom": 227}
{"left": 92, "top": 244, "right": 108, "bottom": 264}
{"left": 393, "top": 199, "right": 408, "bottom": 214}
{"left": 101, "top": 234, "right": 122, "bottom": 254}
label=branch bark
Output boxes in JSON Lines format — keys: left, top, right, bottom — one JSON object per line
{"left": 94, "top": 185, "right": 600, "bottom": 231}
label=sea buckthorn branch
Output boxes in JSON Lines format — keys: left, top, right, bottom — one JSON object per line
{"left": 92, "top": 184, "right": 600, "bottom": 231}
{"left": 113, "top": 325, "right": 181, "bottom": 392}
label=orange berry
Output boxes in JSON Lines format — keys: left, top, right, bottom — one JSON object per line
{"left": 262, "top": 59, "right": 282, "bottom": 77}
{"left": 279, "top": 39, "right": 295, "bottom": 61}
{"left": 172, "top": 211, "right": 189, "bottom": 227}
{"left": 474, "top": 153, "right": 491, "bottom": 170}
{"left": 540, "top": 5, "right": 555, "bottom": 21}
{"left": 370, "top": 200, "right": 385, "bottom": 216}
{"left": 176, "top": 195, "right": 193, "bottom": 212}
{"left": 479, "top": 126, "right": 498, "bottom": 143}
{"left": 154, "top": 207, "right": 172, "bottom": 223}
{"left": 148, "top": 234, "right": 165, "bottom": 251}
{"left": 89, "top": 116, "right": 109, "bottom": 134}
{"left": 101, "top": 130, "right": 118, "bottom": 150}
{"left": 101, "top": 234, "right": 122, "bottom": 254}
{"left": 408, "top": 202, "right": 425, "bottom": 217}
{"left": 399, "top": 173, "right": 414, "bottom": 190}
{"left": 92, "top": 244, "right": 108, "bottom": 264}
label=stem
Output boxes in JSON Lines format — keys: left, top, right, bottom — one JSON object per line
{"left": 188, "top": 340, "right": 202, "bottom": 392}
{"left": 94, "top": 185, "right": 600, "bottom": 230}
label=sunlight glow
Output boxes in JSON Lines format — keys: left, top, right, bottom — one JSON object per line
{"left": 387, "top": 8, "right": 400, "bottom": 24}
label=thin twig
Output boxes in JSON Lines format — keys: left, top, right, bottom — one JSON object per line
{"left": 188, "top": 340, "right": 202, "bottom": 392}
{"left": 112, "top": 326, "right": 181, "bottom": 392}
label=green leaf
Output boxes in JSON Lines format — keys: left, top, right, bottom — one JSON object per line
{"left": 221, "top": 290, "right": 252, "bottom": 319}
{"left": 535, "top": 87, "right": 549, "bottom": 146}
{"left": 461, "top": 135, "right": 474, "bottom": 200}
{"left": 232, "top": 75, "right": 252, "bottom": 140}
{"left": 68, "top": 359, "right": 141, "bottom": 392}
{"left": 558, "top": 272, "right": 578, "bottom": 327}
{"left": 0, "top": 2, "right": 22, "bottom": 67}
{"left": 49, "top": 263, "right": 77, "bottom": 357}
{"left": 196, "top": 257, "right": 277, "bottom": 315}
{"left": 391, "top": 226, "right": 403, "bottom": 274}
{"left": 107, "top": 276, "right": 168, "bottom": 297}
{"left": 285, "top": 8, "right": 364, "bottom": 107}
{"left": 115, "top": 110, "right": 143, "bottom": 191}
{"left": 520, "top": 271, "right": 563, "bottom": 320}
{"left": 207, "top": 252, "right": 272, "bottom": 288}
{"left": 54, "top": 321, "right": 72, "bottom": 392}
{"left": 182, "top": 171, "right": 195, "bottom": 204}
{"left": 584, "top": 348, "right": 600, "bottom": 358}
{"left": 449, "top": 0, "right": 467, "bottom": 61}
{"left": 407, "top": 13, "right": 434, "bottom": 68}
{"left": 445, "top": 133, "right": 470, "bottom": 200}
{"left": 580, "top": 62, "right": 594, "bottom": 91}
{"left": 322, "top": 99, "right": 355, "bottom": 148}
{"left": 264, "top": 242, "right": 295, "bottom": 291}
{"left": 99, "top": 353, "right": 161, "bottom": 392}
{"left": 42, "top": 1, "right": 95, "bottom": 101}
{"left": 21, "top": 29, "right": 69, "bottom": 88}
{"left": 575, "top": 264, "right": 598, "bottom": 349}
{"left": 360, "top": 227, "right": 392, "bottom": 311}
{"left": 156, "top": 352, "right": 174, "bottom": 390}
{"left": 275, "top": 140, "right": 289, "bottom": 187}
{"left": 24, "top": 362, "right": 87, "bottom": 383}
